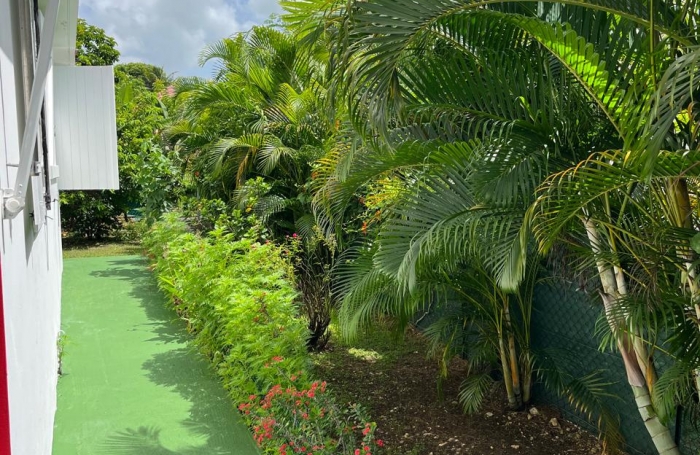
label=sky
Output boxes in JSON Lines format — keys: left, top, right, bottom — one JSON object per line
{"left": 79, "top": 0, "right": 283, "bottom": 78}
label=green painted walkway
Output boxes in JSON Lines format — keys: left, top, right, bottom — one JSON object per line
{"left": 53, "top": 256, "right": 259, "bottom": 455}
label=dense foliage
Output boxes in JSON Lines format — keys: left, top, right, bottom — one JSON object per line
{"left": 143, "top": 213, "right": 383, "bottom": 454}
{"left": 164, "top": 26, "right": 352, "bottom": 349}
{"left": 75, "top": 18, "right": 119, "bottom": 66}
{"left": 116, "top": 62, "right": 168, "bottom": 90}
{"left": 72, "top": 0, "right": 700, "bottom": 453}
{"left": 60, "top": 191, "right": 123, "bottom": 239}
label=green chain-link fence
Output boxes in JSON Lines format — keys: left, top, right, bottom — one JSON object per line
{"left": 532, "top": 281, "right": 699, "bottom": 455}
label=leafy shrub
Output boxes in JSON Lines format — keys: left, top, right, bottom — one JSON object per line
{"left": 242, "top": 369, "right": 383, "bottom": 454}
{"left": 178, "top": 196, "right": 270, "bottom": 243}
{"left": 114, "top": 219, "right": 148, "bottom": 243}
{"left": 133, "top": 141, "right": 182, "bottom": 224}
{"left": 144, "top": 212, "right": 383, "bottom": 454}
{"left": 60, "top": 191, "right": 122, "bottom": 239}
{"left": 180, "top": 197, "right": 230, "bottom": 231}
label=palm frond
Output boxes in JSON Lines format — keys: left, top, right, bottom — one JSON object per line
{"left": 373, "top": 139, "right": 533, "bottom": 291}
{"left": 459, "top": 373, "right": 496, "bottom": 415}
{"left": 295, "top": 213, "right": 317, "bottom": 240}
{"left": 257, "top": 137, "right": 297, "bottom": 175}
{"left": 335, "top": 245, "right": 422, "bottom": 339}
{"left": 641, "top": 46, "right": 700, "bottom": 170}
{"left": 653, "top": 361, "right": 697, "bottom": 425}
{"left": 531, "top": 149, "right": 700, "bottom": 254}
{"left": 536, "top": 349, "right": 625, "bottom": 453}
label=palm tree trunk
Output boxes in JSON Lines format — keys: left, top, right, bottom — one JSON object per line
{"left": 516, "top": 279, "right": 534, "bottom": 405}
{"left": 507, "top": 330, "right": 522, "bottom": 406}
{"left": 632, "top": 385, "right": 682, "bottom": 455}
{"left": 498, "top": 329, "right": 518, "bottom": 408}
{"left": 584, "top": 218, "right": 680, "bottom": 455}
{"left": 521, "top": 351, "right": 533, "bottom": 405}
{"left": 612, "top": 264, "right": 659, "bottom": 392}
{"left": 503, "top": 298, "right": 522, "bottom": 408}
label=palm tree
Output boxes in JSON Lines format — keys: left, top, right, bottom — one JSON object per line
{"left": 284, "top": 1, "right": 624, "bottom": 449}
{"left": 167, "top": 25, "right": 354, "bottom": 350}
{"left": 289, "top": 0, "right": 700, "bottom": 452}
{"left": 530, "top": 148, "right": 700, "bottom": 429}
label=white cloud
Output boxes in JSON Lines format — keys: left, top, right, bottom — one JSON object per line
{"left": 246, "top": 0, "right": 283, "bottom": 19}
{"left": 79, "top": 0, "right": 281, "bottom": 77}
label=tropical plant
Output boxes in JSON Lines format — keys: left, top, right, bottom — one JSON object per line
{"left": 75, "top": 18, "right": 120, "bottom": 66}
{"left": 166, "top": 25, "right": 357, "bottom": 349}
{"left": 518, "top": 3, "right": 700, "bottom": 453}
{"left": 285, "top": 0, "right": 700, "bottom": 452}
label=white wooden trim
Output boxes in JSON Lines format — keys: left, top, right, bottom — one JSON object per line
{"left": 3, "top": 0, "right": 60, "bottom": 219}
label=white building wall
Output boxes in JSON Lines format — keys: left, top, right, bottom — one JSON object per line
{"left": 0, "top": 0, "right": 63, "bottom": 454}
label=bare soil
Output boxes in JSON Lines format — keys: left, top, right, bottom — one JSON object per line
{"left": 313, "top": 326, "right": 603, "bottom": 455}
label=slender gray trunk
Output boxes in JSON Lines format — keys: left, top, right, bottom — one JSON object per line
{"left": 584, "top": 218, "right": 680, "bottom": 455}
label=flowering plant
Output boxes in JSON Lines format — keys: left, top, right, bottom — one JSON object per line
{"left": 241, "top": 365, "right": 384, "bottom": 455}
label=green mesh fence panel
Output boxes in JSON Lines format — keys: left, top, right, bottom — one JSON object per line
{"left": 532, "top": 282, "right": 699, "bottom": 455}
{"left": 415, "top": 276, "right": 699, "bottom": 454}
{"left": 680, "top": 414, "right": 700, "bottom": 455}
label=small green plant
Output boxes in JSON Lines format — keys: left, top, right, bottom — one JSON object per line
{"left": 347, "top": 348, "right": 383, "bottom": 362}
{"left": 57, "top": 331, "right": 68, "bottom": 376}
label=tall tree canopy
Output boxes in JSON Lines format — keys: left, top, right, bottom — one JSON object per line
{"left": 75, "top": 18, "right": 120, "bottom": 66}
{"left": 116, "top": 62, "right": 168, "bottom": 90}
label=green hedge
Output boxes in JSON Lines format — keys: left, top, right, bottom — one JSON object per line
{"left": 143, "top": 213, "right": 383, "bottom": 455}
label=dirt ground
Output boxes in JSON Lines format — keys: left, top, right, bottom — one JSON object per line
{"left": 313, "top": 327, "right": 603, "bottom": 455}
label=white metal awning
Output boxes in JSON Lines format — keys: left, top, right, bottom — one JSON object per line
{"left": 54, "top": 66, "right": 119, "bottom": 190}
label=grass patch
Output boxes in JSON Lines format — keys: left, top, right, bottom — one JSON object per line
{"left": 347, "top": 348, "right": 384, "bottom": 362}
{"left": 62, "top": 239, "right": 142, "bottom": 258}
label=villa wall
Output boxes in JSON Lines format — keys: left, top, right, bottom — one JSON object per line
{"left": 0, "top": 0, "right": 63, "bottom": 453}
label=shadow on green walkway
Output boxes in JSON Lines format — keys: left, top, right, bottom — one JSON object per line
{"left": 53, "top": 256, "right": 258, "bottom": 455}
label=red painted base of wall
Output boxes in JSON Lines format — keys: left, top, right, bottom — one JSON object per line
{"left": 0, "top": 260, "right": 11, "bottom": 455}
